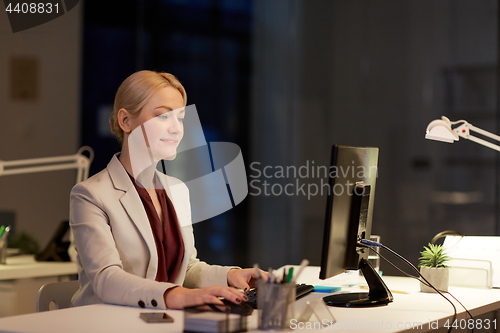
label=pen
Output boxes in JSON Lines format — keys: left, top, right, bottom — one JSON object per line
{"left": 0, "top": 226, "right": 5, "bottom": 238}
{"left": 281, "top": 268, "right": 287, "bottom": 284}
{"left": 253, "top": 263, "right": 262, "bottom": 280}
{"left": 2, "top": 226, "right": 10, "bottom": 240}
{"left": 286, "top": 267, "right": 294, "bottom": 283}
{"left": 0, "top": 226, "right": 9, "bottom": 241}
{"left": 291, "top": 259, "right": 309, "bottom": 284}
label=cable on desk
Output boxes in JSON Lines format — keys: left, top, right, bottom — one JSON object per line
{"left": 359, "top": 241, "right": 473, "bottom": 333}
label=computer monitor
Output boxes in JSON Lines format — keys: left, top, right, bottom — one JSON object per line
{"left": 319, "top": 145, "right": 393, "bottom": 307}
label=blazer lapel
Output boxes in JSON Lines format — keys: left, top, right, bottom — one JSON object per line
{"left": 107, "top": 155, "right": 159, "bottom": 280}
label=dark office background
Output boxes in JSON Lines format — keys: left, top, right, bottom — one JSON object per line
{"left": 80, "top": 0, "right": 253, "bottom": 266}
{"left": 3, "top": 0, "right": 498, "bottom": 278}
{"left": 77, "top": 0, "right": 500, "bottom": 275}
{"left": 1, "top": 0, "right": 500, "bottom": 325}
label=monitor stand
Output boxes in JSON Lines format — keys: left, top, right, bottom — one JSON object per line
{"left": 323, "top": 258, "right": 394, "bottom": 307}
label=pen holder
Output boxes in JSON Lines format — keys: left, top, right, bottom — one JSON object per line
{"left": 257, "top": 280, "right": 296, "bottom": 331}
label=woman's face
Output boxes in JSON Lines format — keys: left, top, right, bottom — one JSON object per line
{"left": 128, "top": 86, "right": 185, "bottom": 161}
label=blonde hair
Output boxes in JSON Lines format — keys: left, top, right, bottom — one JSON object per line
{"left": 109, "top": 70, "right": 187, "bottom": 143}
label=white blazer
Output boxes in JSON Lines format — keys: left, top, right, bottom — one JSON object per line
{"left": 70, "top": 154, "right": 234, "bottom": 310}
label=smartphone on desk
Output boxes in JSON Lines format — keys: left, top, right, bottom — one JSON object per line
{"left": 140, "top": 312, "right": 174, "bottom": 323}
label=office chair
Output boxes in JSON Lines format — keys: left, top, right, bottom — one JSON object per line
{"left": 36, "top": 280, "right": 79, "bottom": 312}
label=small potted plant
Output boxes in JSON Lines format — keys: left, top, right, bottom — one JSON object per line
{"left": 419, "top": 243, "right": 451, "bottom": 293}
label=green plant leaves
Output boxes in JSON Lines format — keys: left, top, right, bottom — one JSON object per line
{"left": 419, "top": 242, "right": 450, "bottom": 268}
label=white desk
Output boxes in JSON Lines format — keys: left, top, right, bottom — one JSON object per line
{"left": 0, "top": 268, "right": 499, "bottom": 333}
{"left": 0, "top": 255, "right": 78, "bottom": 317}
{"left": 0, "top": 255, "right": 77, "bottom": 280}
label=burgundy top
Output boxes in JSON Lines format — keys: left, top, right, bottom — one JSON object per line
{"left": 129, "top": 173, "right": 184, "bottom": 283}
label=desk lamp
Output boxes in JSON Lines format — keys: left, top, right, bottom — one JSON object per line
{"left": 0, "top": 146, "right": 94, "bottom": 183}
{"left": 425, "top": 116, "right": 500, "bottom": 151}
{"left": 0, "top": 146, "right": 94, "bottom": 262}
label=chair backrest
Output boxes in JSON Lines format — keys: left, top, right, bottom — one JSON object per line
{"left": 36, "top": 280, "right": 79, "bottom": 312}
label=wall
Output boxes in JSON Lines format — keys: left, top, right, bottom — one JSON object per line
{"left": 250, "top": 0, "right": 498, "bottom": 273}
{"left": 0, "top": 4, "right": 82, "bottom": 249}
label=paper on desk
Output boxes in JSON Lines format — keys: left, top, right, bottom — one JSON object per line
{"left": 444, "top": 236, "right": 500, "bottom": 288}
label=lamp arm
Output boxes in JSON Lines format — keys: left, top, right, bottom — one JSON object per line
{"left": 467, "top": 135, "right": 500, "bottom": 152}
{"left": 0, "top": 146, "right": 94, "bottom": 183}
{"left": 455, "top": 123, "right": 500, "bottom": 152}
{"left": 468, "top": 124, "right": 500, "bottom": 142}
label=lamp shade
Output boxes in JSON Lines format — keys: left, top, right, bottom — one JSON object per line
{"left": 425, "top": 117, "right": 459, "bottom": 143}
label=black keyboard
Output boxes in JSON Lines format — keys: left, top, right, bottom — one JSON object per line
{"left": 244, "top": 284, "right": 315, "bottom": 309}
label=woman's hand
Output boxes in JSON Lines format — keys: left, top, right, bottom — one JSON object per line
{"left": 227, "top": 268, "right": 269, "bottom": 291}
{"left": 164, "top": 285, "right": 247, "bottom": 309}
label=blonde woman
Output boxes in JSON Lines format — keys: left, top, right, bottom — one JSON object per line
{"left": 70, "top": 70, "right": 265, "bottom": 310}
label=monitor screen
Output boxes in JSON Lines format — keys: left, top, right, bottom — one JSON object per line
{"left": 319, "top": 145, "right": 392, "bottom": 307}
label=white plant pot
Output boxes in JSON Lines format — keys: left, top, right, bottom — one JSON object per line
{"left": 420, "top": 267, "right": 449, "bottom": 293}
